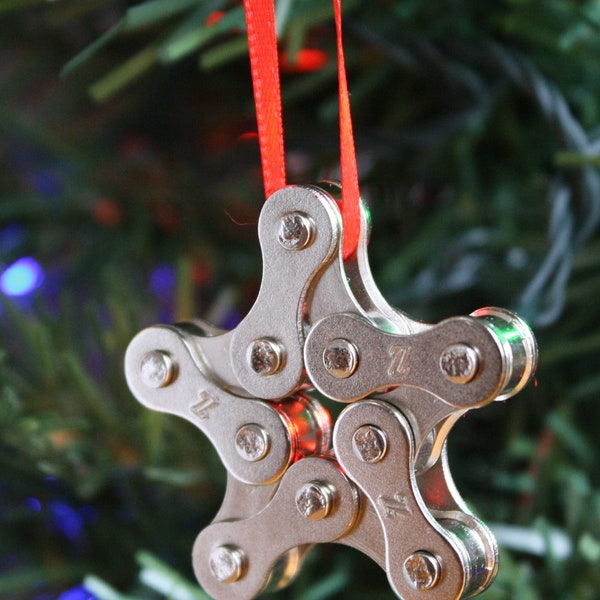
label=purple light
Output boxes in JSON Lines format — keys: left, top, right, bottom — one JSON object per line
{"left": 221, "top": 308, "right": 242, "bottom": 330}
{"left": 0, "top": 257, "right": 44, "bottom": 296}
{"left": 150, "top": 263, "right": 176, "bottom": 300}
{"left": 49, "top": 500, "right": 85, "bottom": 542}
{"left": 25, "top": 497, "right": 42, "bottom": 513}
{"left": 57, "top": 585, "right": 97, "bottom": 600}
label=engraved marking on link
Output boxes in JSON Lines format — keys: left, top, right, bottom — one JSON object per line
{"left": 190, "top": 390, "right": 220, "bottom": 420}
{"left": 378, "top": 492, "right": 413, "bottom": 518}
{"left": 388, "top": 345, "right": 411, "bottom": 378}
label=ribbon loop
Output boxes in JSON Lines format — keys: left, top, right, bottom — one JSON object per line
{"left": 243, "top": 0, "right": 361, "bottom": 258}
{"left": 243, "top": 0, "right": 286, "bottom": 198}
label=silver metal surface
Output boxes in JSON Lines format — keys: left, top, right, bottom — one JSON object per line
{"left": 228, "top": 185, "right": 341, "bottom": 399}
{"left": 124, "top": 183, "right": 539, "bottom": 600}
{"left": 417, "top": 445, "right": 499, "bottom": 596}
{"left": 403, "top": 552, "right": 441, "bottom": 590}
{"left": 193, "top": 457, "right": 359, "bottom": 600}
{"left": 471, "top": 307, "right": 538, "bottom": 400}
{"left": 126, "top": 325, "right": 295, "bottom": 485}
{"left": 235, "top": 424, "right": 270, "bottom": 462}
{"left": 334, "top": 399, "right": 468, "bottom": 599}
{"left": 439, "top": 344, "right": 480, "bottom": 384}
{"left": 213, "top": 473, "right": 279, "bottom": 524}
{"left": 352, "top": 425, "right": 388, "bottom": 464}
{"left": 308, "top": 182, "right": 428, "bottom": 335}
{"left": 306, "top": 312, "right": 508, "bottom": 406}
{"left": 209, "top": 545, "right": 246, "bottom": 583}
{"left": 278, "top": 212, "right": 314, "bottom": 250}
{"left": 295, "top": 481, "right": 335, "bottom": 521}
{"left": 323, "top": 338, "right": 359, "bottom": 379}
{"left": 140, "top": 350, "right": 175, "bottom": 388}
{"left": 247, "top": 338, "right": 284, "bottom": 376}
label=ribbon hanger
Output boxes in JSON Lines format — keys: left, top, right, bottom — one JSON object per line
{"left": 243, "top": 0, "right": 361, "bottom": 258}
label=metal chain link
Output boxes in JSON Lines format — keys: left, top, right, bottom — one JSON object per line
{"left": 125, "top": 183, "right": 538, "bottom": 599}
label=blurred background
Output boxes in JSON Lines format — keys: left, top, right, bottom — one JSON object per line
{"left": 1, "top": 1, "right": 599, "bottom": 598}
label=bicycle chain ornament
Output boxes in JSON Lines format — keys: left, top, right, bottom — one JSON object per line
{"left": 124, "top": 2, "right": 538, "bottom": 599}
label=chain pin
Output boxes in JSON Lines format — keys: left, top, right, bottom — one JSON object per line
{"left": 352, "top": 425, "right": 388, "bottom": 463}
{"left": 247, "top": 338, "right": 284, "bottom": 376}
{"left": 140, "top": 351, "right": 175, "bottom": 388}
{"left": 403, "top": 551, "right": 441, "bottom": 590}
{"left": 439, "top": 343, "right": 479, "bottom": 384}
{"left": 208, "top": 545, "right": 246, "bottom": 584}
{"left": 278, "top": 212, "right": 314, "bottom": 250}
{"left": 323, "top": 339, "right": 358, "bottom": 379}
{"left": 295, "top": 481, "right": 335, "bottom": 521}
{"left": 235, "top": 424, "right": 270, "bottom": 462}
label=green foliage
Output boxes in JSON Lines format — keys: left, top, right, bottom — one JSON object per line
{"left": 0, "top": 1, "right": 599, "bottom": 599}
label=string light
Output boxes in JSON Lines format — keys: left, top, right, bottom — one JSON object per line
{"left": 0, "top": 257, "right": 44, "bottom": 296}
{"left": 150, "top": 263, "right": 175, "bottom": 300}
{"left": 280, "top": 49, "right": 329, "bottom": 73}
{"left": 57, "top": 585, "right": 97, "bottom": 600}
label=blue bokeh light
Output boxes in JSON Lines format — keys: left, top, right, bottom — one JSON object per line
{"left": 0, "top": 257, "right": 44, "bottom": 296}
{"left": 49, "top": 500, "right": 85, "bottom": 542}
{"left": 47, "top": 499, "right": 98, "bottom": 542}
{"left": 221, "top": 308, "right": 242, "bottom": 330}
{"left": 150, "top": 263, "right": 176, "bottom": 300}
{"left": 25, "top": 497, "right": 42, "bottom": 513}
{"left": 57, "top": 585, "right": 97, "bottom": 600}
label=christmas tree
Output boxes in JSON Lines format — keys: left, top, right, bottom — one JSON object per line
{"left": 1, "top": 1, "right": 600, "bottom": 598}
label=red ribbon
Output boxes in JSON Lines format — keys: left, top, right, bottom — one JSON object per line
{"left": 243, "top": 0, "right": 286, "bottom": 198}
{"left": 243, "top": 0, "right": 361, "bottom": 258}
{"left": 333, "top": 0, "right": 361, "bottom": 258}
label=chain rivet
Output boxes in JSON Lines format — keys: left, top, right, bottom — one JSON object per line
{"left": 209, "top": 545, "right": 246, "bottom": 583}
{"left": 235, "top": 424, "right": 270, "bottom": 462}
{"left": 295, "top": 481, "right": 335, "bottom": 521}
{"left": 247, "top": 338, "right": 284, "bottom": 376}
{"left": 352, "top": 425, "right": 388, "bottom": 463}
{"left": 323, "top": 339, "right": 358, "bottom": 379}
{"left": 439, "top": 343, "right": 479, "bottom": 384}
{"left": 140, "top": 350, "right": 175, "bottom": 388}
{"left": 403, "top": 551, "right": 441, "bottom": 590}
{"left": 278, "top": 212, "right": 314, "bottom": 250}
